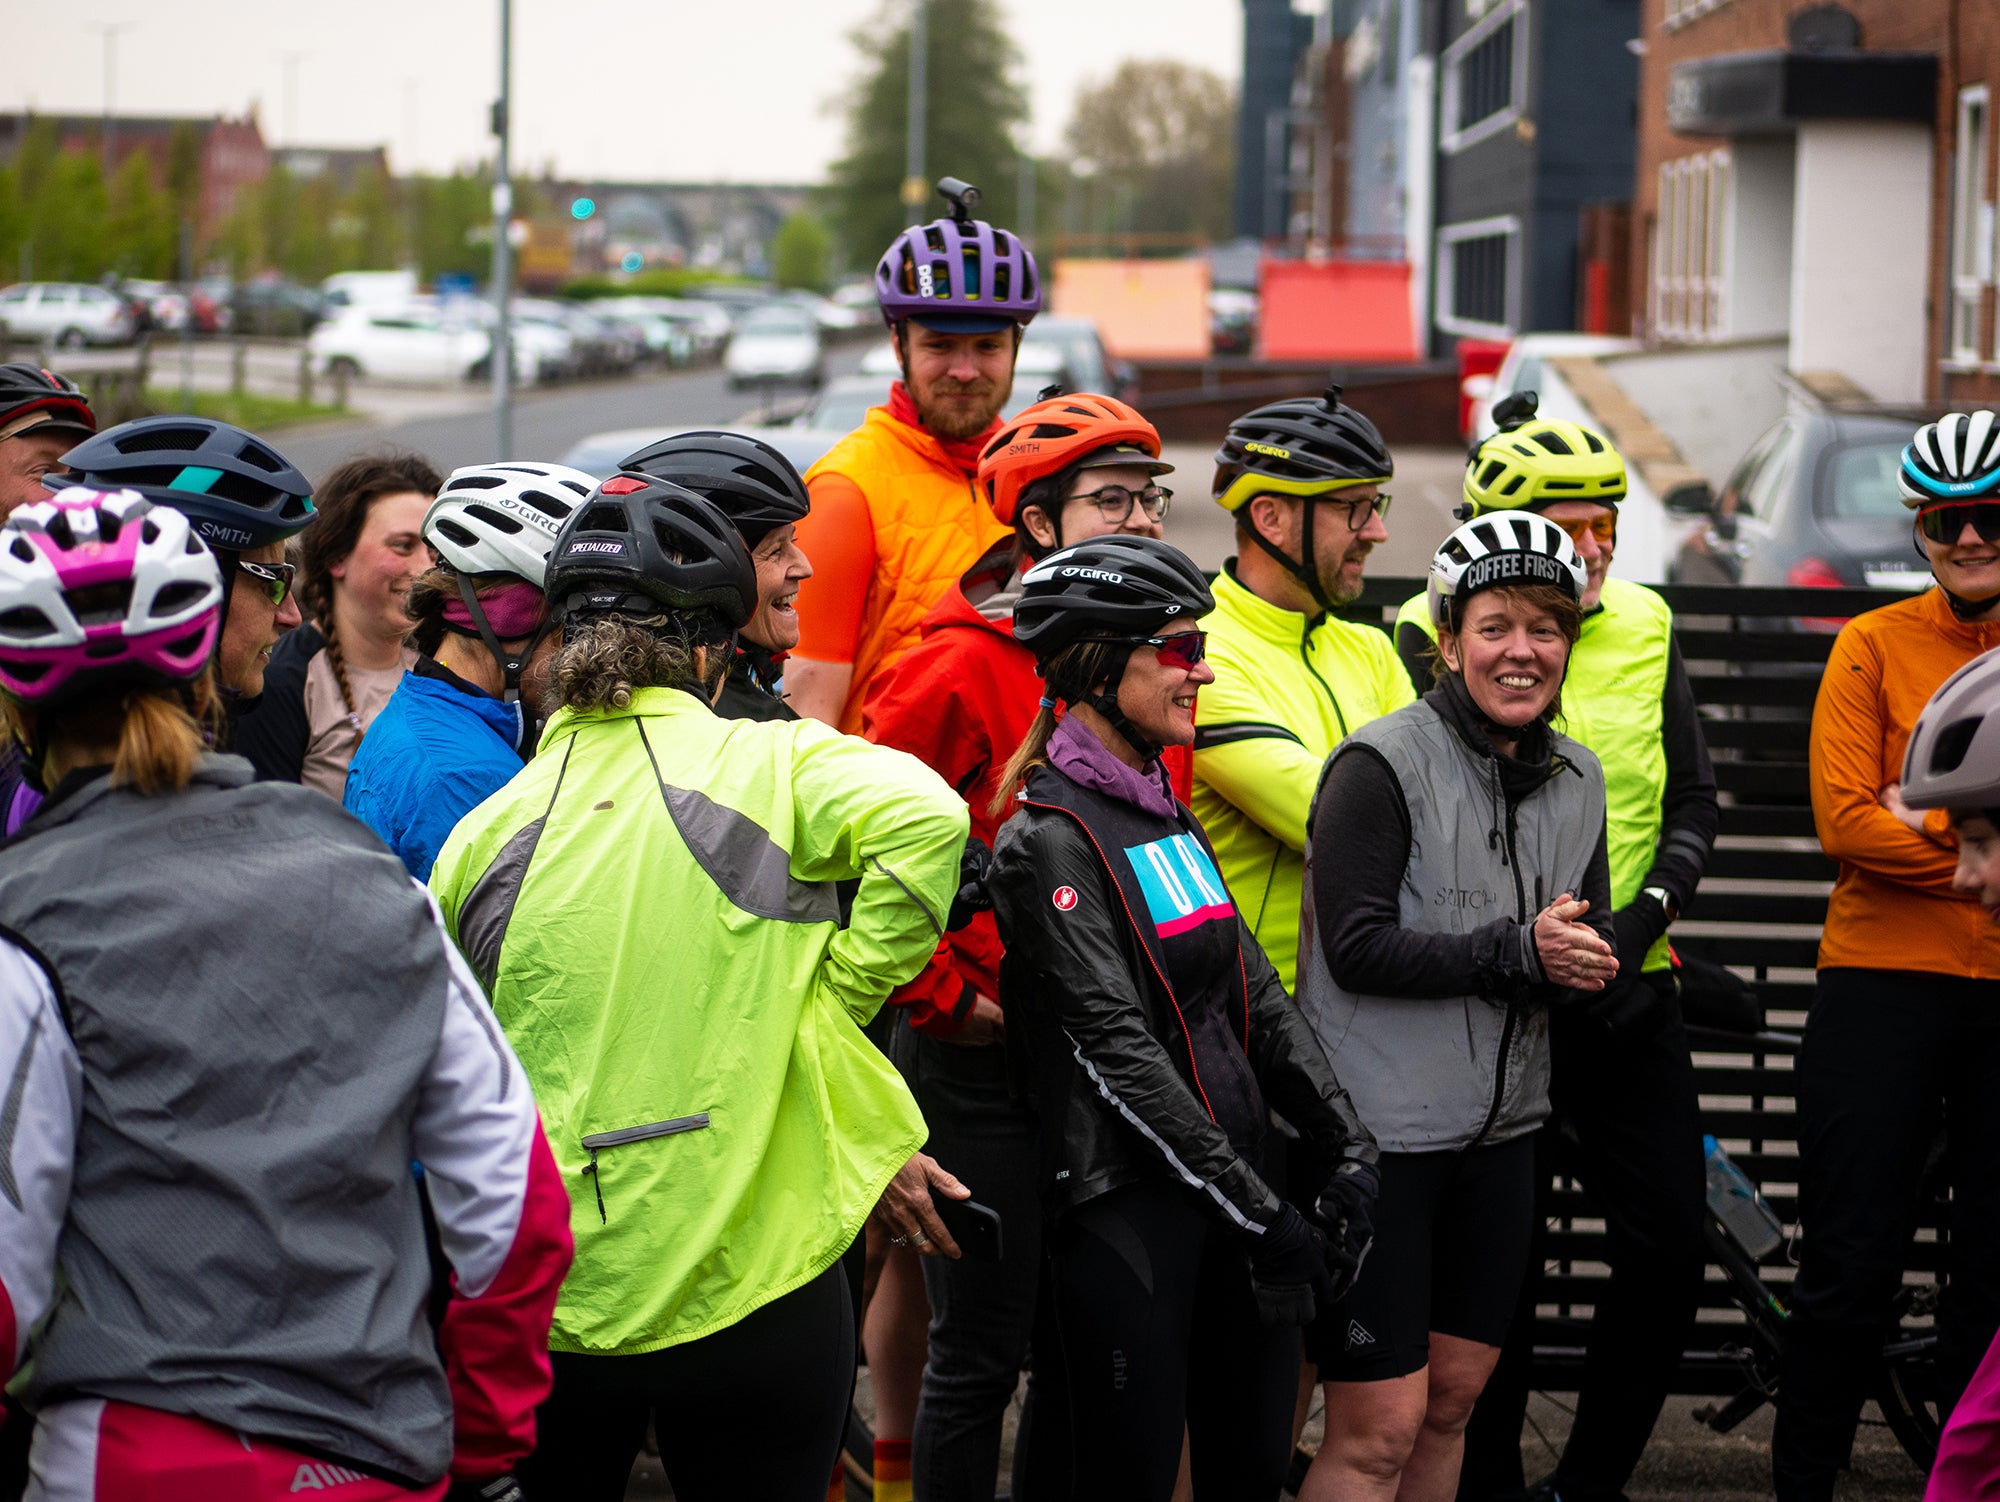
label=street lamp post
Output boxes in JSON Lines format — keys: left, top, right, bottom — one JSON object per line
{"left": 900, "top": 1, "right": 927, "bottom": 218}
{"left": 491, "top": 0, "right": 514, "bottom": 459}
{"left": 87, "top": 22, "right": 136, "bottom": 177}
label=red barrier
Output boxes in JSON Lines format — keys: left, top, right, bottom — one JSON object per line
{"left": 1256, "top": 259, "right": 1419, "bottom": 363}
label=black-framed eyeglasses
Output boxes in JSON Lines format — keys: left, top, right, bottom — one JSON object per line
{"left": 1312, "top": 490, "right": 1392, "bottom": 531}
{"left": 236, "top": 558, "right": 296, "bottom": 609}
{"left": 1081, "top": 630, "right": 1208, "bottom": 671}
{"left": 1916, "top": 502, "right": 2000, "bottom": 545}
{"left": 1071, "top": 483, "right": 1172, "bottom": 525}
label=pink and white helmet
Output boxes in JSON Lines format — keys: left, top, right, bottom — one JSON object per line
{"left": 0, "top": 487, "right": 223, "bottom": 703}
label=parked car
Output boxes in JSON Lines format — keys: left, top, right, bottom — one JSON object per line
{"left": 1208, "top": 289, "right": 1258, "bottom": 355}
{"left": 322, "top": 270, "right": 421, "bottom": 311}
{"left": 1670, "top": 408, "right": 1939, "bottom": 595}
{"left": 779, "top": 289, "right": 868, "bottom": 334}
{"left": 308, "top": 305, "right": 490, "bottom": 383}
{"left": 0, "top": 282, "right": 137, "bottom": 347}
{"left": 650, "top": 299, "right": 734, "bottom": 359}
{"left": 860, "top": 336, "right": 1067, "bottom": 391}
{"left": 231, "top": 277, "right": 329, "bottom": 337}
{"left": 120, "top": 280, "right": 191, "bottom": 334}
{"left": 1463, "top": 333, "right": 1641, "bottom": 440}
{"left": 725, "top": 305, "right": 824, "bottom": 389}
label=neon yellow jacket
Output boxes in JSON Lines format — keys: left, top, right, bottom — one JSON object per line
{"left": 430, "top": 687, "right": 967, "bottom": 1354}
{"left": 1396, "top": 577, "right": 1676, "bottom": 971}
{"left": 1193, "top": 565, "right": 1416, "bottom": 992}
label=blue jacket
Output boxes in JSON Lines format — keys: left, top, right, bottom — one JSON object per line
{"left": 345, "top": 663, "right": 526, "bottom": 880}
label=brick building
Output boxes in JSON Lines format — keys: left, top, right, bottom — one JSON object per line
{"left": 0, "top": 109, "right": 270, "bottom": 243}
{"left": 1635, "top": 0, "right": 1999, "bottom": 404}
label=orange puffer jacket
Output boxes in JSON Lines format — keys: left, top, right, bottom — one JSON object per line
{"left": 1810, "top": 586, "right": 2000, "bottom": 978}
{"left": 804, "top": 407, "right": 1010, "bottom": 735}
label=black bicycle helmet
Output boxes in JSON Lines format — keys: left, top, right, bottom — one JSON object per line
{"left": 546, "top": 473, "right": 757, "bottom": 629}
{"left": 0, "top": 363, "right": 95, "bottom": 440}
{"left": 1014, "top": 535, "right": 1213, "bottom": 662}
{"left": 56, "top": 415, "right": 315, "bottom": 553}
{"left": 618, "top": 430, "right": 811, "bottom": 547}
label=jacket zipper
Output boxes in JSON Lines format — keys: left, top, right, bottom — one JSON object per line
{"left": 579, "top": 1113, "right": 711, "bottom": 1223}
{"left": 1472, "top": 801, "right": 1529, "bottom": 1146}
{"left": 1300, "top": 622, "right": 1351, "bottom": 738}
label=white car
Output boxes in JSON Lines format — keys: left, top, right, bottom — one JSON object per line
{"left": 859, "top": 337, "right": 1066, "bottom": 385}
{"left": 308, "top": 307, "right": 489, "bottom": 383}
{"left": 725, "top": 305, "right": 824, "bottom": 389}
{"left": 0, "top": 283, "right": 137, "bottom": 347}
{"left": 1463, "top": 333, "right": 1641, "bottom": 441}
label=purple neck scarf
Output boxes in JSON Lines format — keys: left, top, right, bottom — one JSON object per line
{"left": 1047, "top": 713, "right": 1178, "bottom": 820}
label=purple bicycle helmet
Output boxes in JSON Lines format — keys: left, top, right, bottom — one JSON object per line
{"left": 876, "top": 177, "right": 1042, "bottom": 334}
{"left": 0, "top": 487, "right": 223, "bottom": 704}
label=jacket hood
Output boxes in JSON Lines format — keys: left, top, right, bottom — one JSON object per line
{"left": 917, "top": 542, "right": 1023, "bottom": 644}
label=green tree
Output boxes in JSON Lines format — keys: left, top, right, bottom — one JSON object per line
{"left": 337, "top": 162, "right": 405, "bottom": 271}
{"left": 0, "top": 166, "right": 25, "bottom": 282}
{"left": 36, "top": 151, "right": 111, "bottom": 282}
{"left": 165, "top": 122, "right": 203, "bottom": 270}
{"left": 106, "top": 150, "right": 174, "bottom": 278}
{"left": 409, "top": 169, "right": 494, "bottom": 283}
{"left": 1064, "top": 60, "right": 1235, "bottom": 243}
{"left": 771, "top": 210, "right": 832, "bottom": 291}
{"left": 7, "top": 120, "right": 63, "bottom": 281}
{"left": 827, "top": 0, "right": 1030, "bottom": 275}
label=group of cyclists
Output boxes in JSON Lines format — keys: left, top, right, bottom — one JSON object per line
{"left": 0, "top": 177, "right": 1997, "bottom": 1502}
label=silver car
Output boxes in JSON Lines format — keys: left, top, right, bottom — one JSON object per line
{"left": 0, "top": 283, "right": 137, "bottom": 347}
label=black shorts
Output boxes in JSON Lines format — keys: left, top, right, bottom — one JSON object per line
{"left": 1305, "top": 1134, "right": 1538, "bottom": 1382}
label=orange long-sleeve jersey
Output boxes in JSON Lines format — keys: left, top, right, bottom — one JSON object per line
{"left": 1810, "top": 586, "right": 2000, "bottom": 977}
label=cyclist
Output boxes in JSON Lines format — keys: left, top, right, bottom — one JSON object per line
{"left": 617, "top": 430, "right": 813, "bottom": 722}
{"left": 0, "top": 486, "right": 571, "bottom": 1500}
{"left": 344, "top": 461, "right": 593, "bottom": 879}
{"left": 1398, "top": 401, "right": 1717, "bottom": 1502}
{"left": 786, "top": 178, "right": 1040, "bottom": 733}
{"left": 234, "top": 450, "right": 442, "bottom": 794}
{"left": 429, "top": 475, "right": 971, "bottom": 1502}
{"left": 1194, "top": 386, "right": 1413, "bottom": 998}
{"left": 0, "top": 363, "right": 94, "bottom": 518}
{"left": 859, "top": 392, "right": 1176, "bottom": 1499}
{"left": 1294, "top": 513, "right": 1617, "bottom": 1502}
{"left": 986, "top": 534, "right": 1379, "bottom": 1502}
{"left": 1903, "top": 646, "right": 2000, "bottom": 1500}
{"left": 1775, "top": 410, "right": 2000, "bottom": 1501}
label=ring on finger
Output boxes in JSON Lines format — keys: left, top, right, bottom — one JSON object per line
{"left": 909, "top": 1230, "right": 930, "bottom": 1248}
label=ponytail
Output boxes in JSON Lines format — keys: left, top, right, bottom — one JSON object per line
{"left": 987, "top": 636, "right": 1124, "bottom": 819}
{"left": 18, "top": 674, "right": 220, "bottom": 797}
{"left": 109, "top": 688, "right": 208, "bottom": 794}
{"left": 989, "top": 701, "right": 1060, "bottom": 820}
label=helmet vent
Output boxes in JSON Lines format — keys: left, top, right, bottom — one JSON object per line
{"left": 515, "top": 488, "right": 573, "bottom": 520}
{"left": 0, "top": 606, "right": 52, "bottom": 640}
{"left": 448, "top": 475, "right": 505, "bottom": 490}
{"left": 435, "top": 518, "right": 477, "bottom": 548}
{"left": 577, "top": 503, "right": 630, "bottom": 533}
{"left": 994, "top": 263, "right": 1012, "bottom": 302}
{"left": 115, "top": 425, "right": 211, "bottom": 454}
{"left": 465, "top": 502, "right": 524, "bottom": 534}
{"left": 153, "top": 581, "right": 209, "bottom": 615}
{"left": 924, "top": 227, "right": 946, "bottom": 255}
{"left": 1479, "top": 460, "right": 1506, "bottom": 489}
{"left": 1583, "top": 431, "right": 1605, "bottom": 453}
{"left": 237, "top": 440, "right": 286, "bottom": 474}
{"left": 1933, "top": 718, "right": 1981, "bottom": 775}
{"left": 71, "top": 580, "right": 133, "bottom": 627}
{"left": 7, "top": 536, "right": 34, "bottom": 564}
{"left": 1501, "top": 475, "right": 1526, "bottom": 495}
{"left": 1031, "top": 423, "right": 1076, "bottom": 440}
{"left": 1532, "top": 429, "right": 1575, "bottom": 456}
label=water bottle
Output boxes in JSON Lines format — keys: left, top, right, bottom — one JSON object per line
{"left": 1704, "top": 1135, "right": 1784, "bottom": 1261}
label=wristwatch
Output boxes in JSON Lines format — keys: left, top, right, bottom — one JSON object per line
{"left": 1643, "top": 885, "right": 1679, "bottom": 923}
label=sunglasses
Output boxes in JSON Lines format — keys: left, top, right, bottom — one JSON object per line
{"left": 1071, "top": 483, "right": 1173, "bottom": 524}
{"left": 1916, "top": 502, "right": 2000, "bottom": 545}
{"left": 1550, "top": 511, "right": 1618, "bottom": 546}
{"left": 236, "top": 558, "right": 296, "bottom": 609}
{"left": 1080, "top": 631, "right": 1209, "bottom": 671}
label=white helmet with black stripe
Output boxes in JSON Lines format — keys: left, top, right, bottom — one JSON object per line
{"left": 1426, "top": 511, "right": 1588, "bottom": 631}
{"left": 1900, "top": 411, "right": 2000, "bottom": 507}
{"left": 424, "top": 462, "right": 596, "bottom": 587}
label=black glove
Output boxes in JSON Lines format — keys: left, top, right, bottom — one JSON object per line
{"left": 1247, "top": 1202, "right": 1334, "bottom": 1328}
{"left": 1674, "top": 949, "right": 1763, "bottom": 1034}
{"left": 1609, "top": 892, "right": 1672, "bottom": 980}
{"left": 445, "top": 1475, "right": 525, "bottom": 1502}
{"left": 945, "top": 836, "right": 994, "bottom": 931}
{"left": 1312, "top": 1160, "right": 1379, "bottom": 1301}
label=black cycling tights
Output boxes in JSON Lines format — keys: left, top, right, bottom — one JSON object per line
{"left": 517, "top": 1260, "right": 854, "bottom": 1502}
{"left": 1041, "top": 1182, "right": 1301, "bottom": 1502}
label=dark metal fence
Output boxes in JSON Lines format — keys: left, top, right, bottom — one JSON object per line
{"left": 1338, "top": 577, "right": 1934, "bottom": 1393}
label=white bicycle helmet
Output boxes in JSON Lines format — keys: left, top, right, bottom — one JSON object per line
{"left": 1426, "top": 511, "right": 1588, "bottom": 630}
{"left": 1902, "top": 647, "right": 2000, "bottom": 811}
{"left": 1899, "top": 411, "right": 2000, "bottom": 507}
{"left": 424, "top": 462, "right": 596, "bottom": 587}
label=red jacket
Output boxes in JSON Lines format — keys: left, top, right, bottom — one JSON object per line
{"left": 862, "top": 548, "right": 1192, "bottom": 1034}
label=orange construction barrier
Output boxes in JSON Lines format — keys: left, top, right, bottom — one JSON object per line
{"left": 1257, "top": 258, "right": 1420, "bottom": 363}
{"left": 1050, "top": 258, "right": 1211, "bottom": 360}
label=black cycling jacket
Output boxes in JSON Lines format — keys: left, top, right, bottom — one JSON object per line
{"left": 989, "top": 765, "right": 1376, "bottom": 1230}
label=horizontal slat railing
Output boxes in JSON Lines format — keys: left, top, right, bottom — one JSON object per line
{"left": 1334, "top": 577, "right": 1935, "bottom": 1393}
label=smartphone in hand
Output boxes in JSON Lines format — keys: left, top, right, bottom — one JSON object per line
{"left": 930, "top": 1191, "right": 1004, "bottom": 1262}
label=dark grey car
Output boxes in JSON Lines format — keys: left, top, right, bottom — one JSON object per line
{"left": 1671, "top": 409, "right": 1939, "bottom": 594}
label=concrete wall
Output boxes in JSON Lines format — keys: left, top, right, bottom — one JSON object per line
{"left": 1789, "top": 121, "right": 1934, "bottom": 402}
{"left": 1598, "top": 336, "right": 1789, "bottom": 483}
{"left": 1724, "top": 138, "right": 1794, "bottom": 338}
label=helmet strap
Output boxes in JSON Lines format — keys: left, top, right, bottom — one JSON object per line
{"left": 1243, "top": 496, "right": 1335, "bottom": 617}
{"left": 454, "top": 572, "right": 546, "bottom": 704}
{"left": 1086, "top": 643, "right": 1165, "bottom": 766}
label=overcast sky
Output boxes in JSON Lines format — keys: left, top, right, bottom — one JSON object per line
{"left": 11, "top": 2, "right": 1246, "bottom": 182}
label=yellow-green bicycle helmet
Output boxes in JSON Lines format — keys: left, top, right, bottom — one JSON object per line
{"left": 1463, "top": 391, "right": 1625, "bottom": 515}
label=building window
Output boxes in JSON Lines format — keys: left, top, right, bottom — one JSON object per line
{"left": 1437, "top": 216, "right": 1519, "bottom": 337}
{"left": 1441, "top": 0, "right": 1527, "bottom": 154}
{"left": 1950, "top": 86, "right": 1991, "bottom": 365}
{"left": 1651, "top": 151, "right": 1728, "bottom": 342}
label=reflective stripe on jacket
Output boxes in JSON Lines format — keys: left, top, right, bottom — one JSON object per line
{"left": 1398, "top": 577, "right": 1677, "bottom": 971}
{"left": 430, "top": 687, "right": 968, "bottom": 1353}
{"left": 1193, "top": 564, "right": 1415, "bottom": 992}
{"left": 805, "top": 407, "right": 1011, "bottom": 734}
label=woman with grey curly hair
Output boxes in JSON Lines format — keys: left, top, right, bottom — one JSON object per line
{"left": 430, "top": 474, "right": 972, "bottom": 1502}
